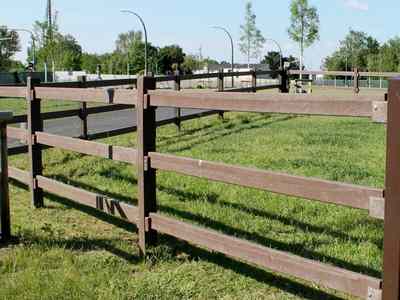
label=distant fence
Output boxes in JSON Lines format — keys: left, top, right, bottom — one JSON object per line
{"left": 3, "top": 69, "right": 285, "bottom": 154}
{"left": 289, "top": 69, "right": 400, "bottom": 92}
{"left": 1, "top": 70, "right": 396, "bottom": 299}
{"left": 0, "top": 72, "right": 53, "bottom": 85}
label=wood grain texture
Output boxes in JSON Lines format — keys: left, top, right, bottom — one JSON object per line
{"left": 150, "top": 213, "right": 382, "bottom": 299}
{"left": 35, "top": 87, "right": 137, "bottom": 105}
{"left": 149, "top": 152, "right": 383, "bottom": 210}
{"left": 148, "top": 90, "right": 381, "bottom": 117}
{"left": 36, "top": 176, "right": 138, "bottom": 224}
{"left": 35, "top": 132, "right": 137, "bottom": 164}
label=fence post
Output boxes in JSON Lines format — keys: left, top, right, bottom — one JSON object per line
{"left": 78, "top": 75, "right": 88, "bottom": 139}
{"left": 251, "top": 68, "right": 257, "bottom": 93}
{"left": 217, "top": 68, "right": 225, "bottom": 119}
{"left": 354, "top": 68, "right": 360, "bottom": 94}
{"left": 383, "top": 77, "right": 400, "bottom": 299}
{"left": 137, "top": 75, "right": 157, "bottom": 255}
{"left": 27, "top": 77, "right": 44, "bottom": 208}
{"left": 279, "top": 69, "right": 289, "bottom": 93}
{"left": 174, "top": 71, "right": 181, "bottom": 130}
{"left": 0, "top": 113, "right": 12, "bottom": 242}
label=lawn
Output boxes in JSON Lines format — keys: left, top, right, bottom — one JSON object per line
{"left": 0, "top": 89, "right": 387, "bottom": 299}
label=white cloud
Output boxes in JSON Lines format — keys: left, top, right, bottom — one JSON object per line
{"left": 344, "top": 0, "right": 369, "bottom": 11}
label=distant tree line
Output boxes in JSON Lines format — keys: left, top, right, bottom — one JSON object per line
{"left": 324, "top": 29, "right": 400, "bottom": 73}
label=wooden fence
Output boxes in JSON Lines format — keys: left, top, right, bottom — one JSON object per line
{"left": 5, "top": 69, "right": 285, "bottom": 154}
{"left": 1, "top": 71, "right": 397, "bottom": 299}
{"left": 289, "top": 69, "right": 400, "bottom": 94}
{"left": 0, "top": 112, "right": 12, "bottom": 242}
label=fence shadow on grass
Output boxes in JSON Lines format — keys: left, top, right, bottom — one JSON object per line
{"left": 159, "top": 234, "right": 345, "bottom": 300}
{"left": 158, "top": 205, "right": 381, "bottom": 279}
{"left": 157, "top": 185, "right": 383, "bottom": 248}
{"left": 8, "top": 179, "right": 378, "bottom": 298}
{"left": 42, "top": 174, "right": 382, "bottom": 277}
{"left": 159, "top": 114, "right": 296, "bottom": 153}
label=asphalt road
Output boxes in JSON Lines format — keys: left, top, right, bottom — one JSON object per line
{"left": 8, "top": 107, "right": 208, "bottom": 147}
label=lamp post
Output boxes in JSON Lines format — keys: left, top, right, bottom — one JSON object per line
{"left": 121, "top": 10, "right": 149, "bottom": 76}
{"left": 265, "top": 38, "right": 283, "bottom": 70}
{"left": 211, "top": 26, "right": 234, "bottom": 87}
{"left": 8, "top": 28, "right": 36, "bottom": 71}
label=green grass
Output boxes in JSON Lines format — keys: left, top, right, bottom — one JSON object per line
{"left": 1, "top": 95, "right": 387, "bottom": 299}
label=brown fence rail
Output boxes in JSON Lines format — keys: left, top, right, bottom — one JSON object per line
{"left": 1, "top": 73, "right": 393, "bottom": 299}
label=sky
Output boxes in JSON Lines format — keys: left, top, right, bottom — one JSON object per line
{"left": 1, "top": 0, "right": 399, "bottom": 70}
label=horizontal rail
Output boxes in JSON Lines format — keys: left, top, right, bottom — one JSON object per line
{"left": 39, "top": 79, "right": 137, "bottom": 88}
{"left": 150, "top": 213, "right": 382, "bottom": 299}
{"left": 224, "top": 84, "right": 281, "bottom": 93}
{"left": 35, "top": 87, "right": 137, "bottom": 105}
{"left": 36, "top": 176, "right": 139, "bottom": 224}
{"left": 8, "top": 145, "right": 28, "bottom": 156}
{"left": 289, "top": 70, "right": 354, "bottom": 77}
{"left": 289, "top": 69, "right": 400, "bottom": 78}
{"left": 35, "top": 132, "right": 137, "bottom": 164}
{"left": 0, "top": 86, "right": 26, "bottom": 98}
{"left": 8, "top": 167, "right": 139, "bottom": 223}
{"left": 8, "top": 104, "right": 134, "bottom": 125}
{"left": 7, "top": 126, "right": 27, "bottom": 142}
{"left": 149, "top": 152, "right": 384, "bottom": 213}
{"left": 8, "top": 167, "right": 30, "bottom": 185}
{"left": 148, "top": 91, "right": 382, "bottom": 117}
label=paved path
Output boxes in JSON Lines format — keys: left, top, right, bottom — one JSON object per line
{"left": 8, "top": 107, "right": 208, "bottom": 147}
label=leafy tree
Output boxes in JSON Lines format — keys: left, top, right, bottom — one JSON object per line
{"left": 109, "top": 30, "right": 158, "bottom": 75}
{"left": 288, "top": 0, "right": 319, "bottom": 76}
{"left": 157, "top": 45, "right": 185, "bottom": 74}
{"left": 323, "top": 30, "right": 380, "bottom": 72}
{"left": 239, "top": 1, "right": 265, "bottom": 67}
{"left": 182, "top": 54, "right": 204, "bottom": 74}
{"left": 261, "top": 51, "right": 281, "bottom": 75}
{"left": 284, "top": 55, "right": 301, "bottom": 70}
{"left": 31, "top": 18, "right": 82, "bottom": 71}
{"left": 81, "top": 53, "right": 102, "bottom": 73}
{"left": 379, "top": 37, "right": 400, "bottom": 72}
{"left": 0, "top": 27, "right": 21, "bottom": 71}
{"left": 116, "top": 31, "right": 143, "bottom": 54}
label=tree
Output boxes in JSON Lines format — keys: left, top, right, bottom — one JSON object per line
{"left": 288, "top": 0, "right": 319, "bottom": 77}
{"left": 116, "top": 31, "right": 142, "bottom": 54}
{"left": 377, "top": 38, "right": 400, "bottom": 72}
{"left": 239, "top": 1, "right": 265, "bottom": 67}
{"left": 81, "top": 53, "right": 102, "bottom": 73}
{"left": 182, "top": 54, "right": 204, "bottom": 74}
{"left": 0, "top": 27, "right": 21, "bottom": 72}
{"left": 261, "top": 51, "right": 281, "bottom": 76}
{"left": 323, "top": 30, "right": 380, "bottom": 72}
{"left": 157, "top": 45, "right": 185, "bottom": 74}
{"left": 31, "top": 17, "right": 82, "bottom": 71}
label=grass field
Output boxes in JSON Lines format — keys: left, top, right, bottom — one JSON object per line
{"left": 0, "top": 88, "right": 387, "bottom": 299}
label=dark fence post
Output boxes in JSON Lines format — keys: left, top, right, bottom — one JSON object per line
{"left": 279, "top": 69, "right": 289, "bottom": 93}
{"left": 137, "top": 75, "right": 157, "bottom": 255}
{"left": 354, "top": 68, "right": 360, "bottom": 94}
{"left": 27, "top": 77, "right": 44, "bottom": 208}
{"left": 174, "top": 71, "right": 181, "bottom": 130}
{"left": 251, "top": 68, "right": 257, "bottom": 93}
{"left": 78, "top": 75, "right": 88, "bottom": 139}
{"left": 383, "top": 78, "right": 400, "bottom": 299}
{"left": 217, "top": 68, "right": 225, "bottom": 119}
{"left": 0, "top": 113, "right": 12, "bottom": 242}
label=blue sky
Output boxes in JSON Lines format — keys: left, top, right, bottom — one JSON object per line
{"left": 1, "top": 0, "right": 398, "bottom": 69}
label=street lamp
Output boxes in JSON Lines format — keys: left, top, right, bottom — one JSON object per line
{"left": 121, "top": 10, "right": 149, "bottom": 76}
{"left": 265, "top": 38, "right": 283, "bottom": 70}
{"left": 211, "top": 26, "right": 234, "bottom": 87}
{"left": 8, "top": 28, "right": 36, "bottom": 71}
